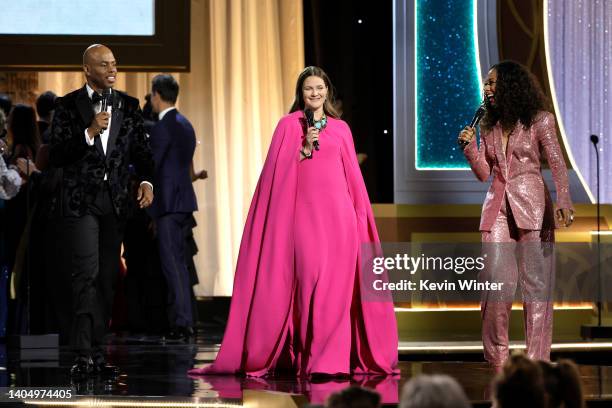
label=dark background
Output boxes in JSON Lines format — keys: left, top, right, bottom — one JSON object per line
{"left": 303, "top": 0, "right": 394, "bottom": 203}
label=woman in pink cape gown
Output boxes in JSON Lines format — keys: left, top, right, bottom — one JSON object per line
{"left": 189, "top": 67, "right": 398, "bottom": 377}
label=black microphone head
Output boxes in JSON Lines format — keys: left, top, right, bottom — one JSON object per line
{"left": 304, "top": 109, "right": 314, "bottom": 126}
{"left": 469, "top": 105, "right": 486, "bottom": 128}
{"left": 101, "top": 88, "right": 112, "bottom": 111}
{"left": 591, "top": 134, "right": 599, "bottom": 144}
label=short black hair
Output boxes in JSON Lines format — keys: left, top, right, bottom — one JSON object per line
{"left": 152, "top": 74, "right": 179, "bottom": 104}
{"left": 36, "top": 91, "right": 57, "bottom": 119}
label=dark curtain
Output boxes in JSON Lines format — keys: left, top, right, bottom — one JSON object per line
{"left": 303, "top": 0, "right": 394, "bottom": 203}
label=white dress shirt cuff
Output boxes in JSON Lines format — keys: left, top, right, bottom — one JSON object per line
{"left": 140, "top": 181, "right": 153, "bottom": 192}
{"left": 84, "top": 129, "right": 95, "bottom": 146}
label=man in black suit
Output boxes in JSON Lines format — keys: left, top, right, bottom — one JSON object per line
{"left": 148, "top": 74, "right": 198, "bottom": 341}
{"left": 49, "top": 44, "right": 154, "bottom": 378}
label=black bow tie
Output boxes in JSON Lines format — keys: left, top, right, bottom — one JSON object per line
{"left": 91, "top": 92, "right": 103, "bottom": 105}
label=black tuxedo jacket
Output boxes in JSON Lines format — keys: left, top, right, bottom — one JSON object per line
{"left": 49, "top": 86, "right": 153, "bottom": 219}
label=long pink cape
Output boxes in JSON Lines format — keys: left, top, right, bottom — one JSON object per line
{"left": 190, "top": 111, "right": 398, "bottom": 376}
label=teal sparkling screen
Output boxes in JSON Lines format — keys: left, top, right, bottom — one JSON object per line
{"left": 416, "top": 0, "right": 482, "bottom": 169}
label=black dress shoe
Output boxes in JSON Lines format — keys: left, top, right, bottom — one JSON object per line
{"left": 70, "top": 356, "right": 93, "bottom": 379}
{"left": 179, "top": 326, "right": 194, "bottom": 340}
{"left": 162, "top": 326, "right": 194, "bottom": 343}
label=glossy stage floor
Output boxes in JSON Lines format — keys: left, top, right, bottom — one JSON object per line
{"left": 1, "top": 327, "right": 612, "bottom": 408}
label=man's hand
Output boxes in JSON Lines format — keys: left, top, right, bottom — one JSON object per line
{"left": 87, "top": 111, "right": 110, "bottom": 139}
{"left": 137, "top": 183, "right": 153, "bottom": 208}
{"left": 196, "top": 169, "right": 207, "bottom": 180}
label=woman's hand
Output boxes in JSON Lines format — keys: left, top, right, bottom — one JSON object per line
{"left": 15, "top": 157, "right": 39, "bottom": 179}
{"left": 458, "top": 126, "right": 476, "bottom": 146}
{"left": 556, "top": 208, "right": 574, "bottom": 227}
{"left": 304, "top": 126, "right": 319, "bottom": 153}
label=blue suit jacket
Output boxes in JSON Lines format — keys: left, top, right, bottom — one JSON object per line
{"left": 148, "top": 109, "right": 198, "bottom": 218}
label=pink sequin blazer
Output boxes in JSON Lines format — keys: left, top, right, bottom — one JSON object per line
{"left": 463, "top": 111, "right": 573, "bottom": 231}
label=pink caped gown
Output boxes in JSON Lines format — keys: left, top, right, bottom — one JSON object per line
{"left": 189, "top": 110, "right": 398, "bottom": 377}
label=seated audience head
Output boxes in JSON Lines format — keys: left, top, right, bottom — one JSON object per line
{"left": 326, "top": 386, "right": 381, "bottom": 408}
{"left": 538, "top": 359, "right": 585, "bottom": 408}
{"left": 400, "top": 374, "right": 470, "bottom": 408}
{"left": 36, "top": 91, "right": 57, "bottom": 122}
{"left": 150, "top": 74, "right": 179, "bottom": 114}
{"left": 493, "top": 354, "right": 546, "bottom": 408}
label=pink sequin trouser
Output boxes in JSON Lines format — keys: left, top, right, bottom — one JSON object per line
{"left": 480, "top": 198, "right": 555, "bottom": 367}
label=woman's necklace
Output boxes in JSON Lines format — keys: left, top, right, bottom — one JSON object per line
{"left": 312, "top": 113, "right": 327, "bottom": 130}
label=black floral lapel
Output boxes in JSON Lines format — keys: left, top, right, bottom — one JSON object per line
{"left": 106, "top": 92, "right": 124, "bottom": 159}
{"left": 75, "top": 87, "right": 104, "bottom": 157}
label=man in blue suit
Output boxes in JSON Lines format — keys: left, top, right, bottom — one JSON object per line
{"left": 148, "top": 74, "right": 198, "bottom": 341}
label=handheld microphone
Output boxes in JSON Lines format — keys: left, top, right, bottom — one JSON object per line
{"left": 100, "top": 88, "right": 112, "bottom": 131}
{"left": 101, "top": 88, "right": 112, "bottom": 112}
{"left": 304, "top": 109, "right": 320, "bottom": 151}
{"left": 459, "top": 97, "right": 488, "bottom": 149}
{"left": 469, "top": 103, "right": 486, "bottom": 128}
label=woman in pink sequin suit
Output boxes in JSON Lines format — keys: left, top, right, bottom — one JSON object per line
{"left": 189, "top": 67, "right": 398, "bottom": 378}
{"left": 458, "top": 61, "right": 574, "bottom": 370}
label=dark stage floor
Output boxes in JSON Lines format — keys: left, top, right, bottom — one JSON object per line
{"left": 1, "top": 330, "right": 612, "bottom": 407}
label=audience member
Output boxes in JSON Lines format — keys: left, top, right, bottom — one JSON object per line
{"left": 0, "top": 93, "right": 11, "bottom": 117}
{"left": 4, "top": 104, "right": 41, "bottom": 334}
{"left": 0, "top": 109, "right": 7, "bottom": 140}
{"left": 493, "top": 354, "right": 546, "bottom": 408}
{"left": 35, "top": 91, "right": 57, "bottom": 143}
{"left": 0, "top": 148, "right": 21, "bottom": 200}
{"left": 399, "top": 374, "right": 470, "bottom": 408}
{"left": 142, "top": 93, "right": 158, "bottom": 134}
{"left": 326, "top": 386, "right": 381, "bottom": 408}
{"left": 538, "top": 359, "right": 585, "bottom": 408}
{"left": 7, "top": 104, "right": 40, "bottom": 164}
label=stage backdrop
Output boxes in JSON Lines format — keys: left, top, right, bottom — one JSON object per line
{"left": 38, "top": 0, "right": 304, "bottom": 296}
{"left": 547, "top": 0, "right": 612, "bottom": 204}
